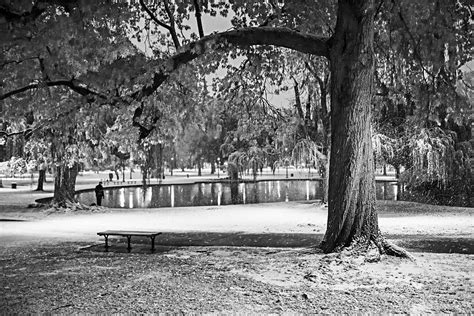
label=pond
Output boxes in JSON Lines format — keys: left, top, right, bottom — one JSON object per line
{"left": 76, "top": 180, "right": 399, "bottom": 209}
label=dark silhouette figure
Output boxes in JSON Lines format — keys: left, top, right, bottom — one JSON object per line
{"left": 95, "top": 182, "right": 104, "bottom": 206}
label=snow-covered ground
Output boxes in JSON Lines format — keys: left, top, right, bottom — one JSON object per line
{"left": 1, "top": 202, "right": 472, "bottom": 244}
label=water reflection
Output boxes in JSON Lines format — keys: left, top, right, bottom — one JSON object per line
{"left": 217, "top": 183, "right": 222, "bottom": 206}
{"left": 119, "top": 188, "right": 125, "bottom": 208}
{"left": 77, "top": 180, "right": 398, "bottom": 209}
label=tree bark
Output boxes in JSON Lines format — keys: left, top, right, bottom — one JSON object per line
{"left": 320, "top": 1, "right": 411, "bottom": 259}
{"left": 322, "top": 0, "right": 379, "bottom": 252}
{"left": 53, "top": 162, "right": 79, "bottom": 206}
{"left": 318, "top": 73, "right": 330, "bottom": 205}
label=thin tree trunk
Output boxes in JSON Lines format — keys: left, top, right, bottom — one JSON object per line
{"left": 141, "top": 166, "right": 148, "bottom": 189}
{"left": 154, "top": 143, "right": 163, "bottom": 179}
{"left": 293, "top": 79, "right": 305, "bottom": 119}
{"left": 35, "top": 168, "right": 46, "bottom": 191}
{"left": 395, "top": 165, "right": 401, "bottom": 200}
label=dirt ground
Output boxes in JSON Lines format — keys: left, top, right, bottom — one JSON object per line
{"left": 0, "top": 199, "right": 473, "bottom": 314}
{"left": 1, "top": 242, "right": 472, "bottom": 314}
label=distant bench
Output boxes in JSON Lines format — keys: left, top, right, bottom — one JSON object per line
{"left": 97, "top": 230, "right": 162, "bottom": 252}
{"left": 102, "top": 180, "right": 138, "bottom": 185}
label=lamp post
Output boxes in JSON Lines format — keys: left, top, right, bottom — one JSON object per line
{"left": 170, "top": 157, "right": 174, "bottom": 176}
{"left": 217, "top": 157, "right": 220, "bottom": 178}
{"left": 285, "top": 147, "right": 289, "bottom": 178}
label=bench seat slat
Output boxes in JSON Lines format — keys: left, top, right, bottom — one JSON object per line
{"left": 97, "top": 230, "right": 162, "bottom": 236}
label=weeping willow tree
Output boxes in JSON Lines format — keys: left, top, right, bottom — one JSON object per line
{"left": 408, "top": 128, "right": 454, "bottom": 183}
{"left": 292, "top": 138, "right": 328, "bottom": 203}
{"left": 228, "top": 146, "right": 266, "bottom": 180}
{"left": 372, "top": 131, "right": 396, "bottom": 169}
{"left": 402, "top": 127, "right": 471, "bottom": 206}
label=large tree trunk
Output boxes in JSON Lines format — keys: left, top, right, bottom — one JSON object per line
{"left": 53, "top": 162, "right": 79, "bottom": 206}
{"left": 321, "top": 0, "right": 410, "bottom": 259}
{"left": 321, "top": 0, "right": 380, "bottom": 252}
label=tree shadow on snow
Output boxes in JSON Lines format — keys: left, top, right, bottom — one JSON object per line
{"left": 84, "top": 232, "right": 473, "bottom": 254}
{"left": 84, "top": 232, "right": 323, "bottom": 254}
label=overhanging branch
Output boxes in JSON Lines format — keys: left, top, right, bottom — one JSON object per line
{"left": 0, "top": 79, "right": 107, "bottom": 101}
{"left": 131, "top": 27, "right": 330, "bottom": 101}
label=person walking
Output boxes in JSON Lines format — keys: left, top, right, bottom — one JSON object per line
{"left": 95, "top": 181, "right": 104, "bottom": 206}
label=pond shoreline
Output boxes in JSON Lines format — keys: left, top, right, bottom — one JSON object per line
{"left": 70, "top": 178, "right": 399, "bottom": 209}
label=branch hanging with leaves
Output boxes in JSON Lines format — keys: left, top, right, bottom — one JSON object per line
{"left": 130, "top": 27, "right": 330, "bottom": 102}
{"left": 0, "top": 79, "right": 108, "bottom": 102}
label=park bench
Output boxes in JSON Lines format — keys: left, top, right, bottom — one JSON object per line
{"left": 97, "top": 230, "right": 162, "bottom": 252}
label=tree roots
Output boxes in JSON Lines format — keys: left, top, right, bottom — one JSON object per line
{"left": 45, "top": 200, "right": 102, "bottom": 213}
{"left": 375, "top": 237, "right": 415, "bottom": 261}
{"left": 365, "top": 236, "right": 415, "bottom": 262}
{"left": 323, "top": 235, "right": 415, "bottom": 263}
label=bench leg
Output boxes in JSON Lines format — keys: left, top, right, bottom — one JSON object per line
{"left": 104, "top": 235, "right": 109, "bottom": 252}
{"left": 151, "top": 236, "right": 155, "bottom": 252}
{"left": 127, "top": 235, "right": 132, "bottom": 252}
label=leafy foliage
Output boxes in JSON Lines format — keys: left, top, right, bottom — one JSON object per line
{"left": 399, "top": 127, "right": 472, "bottom": 206}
